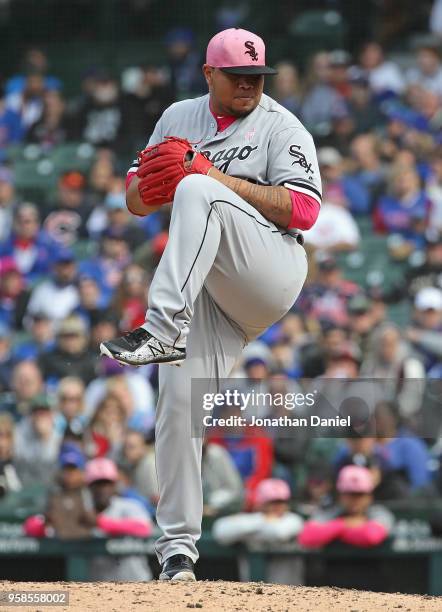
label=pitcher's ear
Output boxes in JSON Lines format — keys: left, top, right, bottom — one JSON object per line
{"left": 202, "top": 64, "right": 214, "bottom": 87}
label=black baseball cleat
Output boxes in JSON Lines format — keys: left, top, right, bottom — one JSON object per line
{"left": 100, "top": 327, "right": 186, "bottom": 366}
{"left": 159, "top": 554, "right": 196, "bottom": 581}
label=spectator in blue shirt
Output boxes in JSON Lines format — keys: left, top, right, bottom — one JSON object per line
{"left": 5, "top": 71, "right": 46, "bottom": 134}
{"left": 317, "top": 147, "right": 371, "bottom": 215}
{"left": 374, "top": 401, "right": 433, "bottom": 493}
{"left": 346, "top": 68, "right": 386, "bottom": 136}
{"left": 300, "top": 52, "right": 348, "bottom": 139}
{"left": 270, "top": 61, "right": 301, "bottom": 115}
{"left": 78, "top": 227, "right": 131, "bottom": 303}
{"left": 347, "top": 134, "right": 387, "bottom": 213}
{"left": 0, "top": 167, "right": 19, "bottom": 243}
{"left": 374, "top": 165, "right": 432, "bottom": 247}
{"left": 12, "top": 312, "right": 55, "bottom": 362}
{"left": 5, "top": 48, "right": 61, "bottom": 95}
{"left": 0, "top": 202, "right": 59, "bottom": 285}
{"left": 0, "top": 89, "right": 24, "bottom": 158}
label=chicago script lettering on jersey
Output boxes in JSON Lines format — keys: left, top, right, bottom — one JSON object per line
{"left": 288, "top": 144, "right": 313, "bottom": 175}
{"left": 129, "top": 93, "right": 322, "bottom": 201}
{"left": 202, "top": 144, "right": 258, "bottom": 173}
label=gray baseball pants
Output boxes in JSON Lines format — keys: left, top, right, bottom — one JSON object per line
{"left": 143, "top": 174, "right": 307, "bottom": 564}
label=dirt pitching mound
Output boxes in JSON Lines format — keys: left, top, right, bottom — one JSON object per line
{"left": 1, "top": 580, "right": 440, "bottom": 611}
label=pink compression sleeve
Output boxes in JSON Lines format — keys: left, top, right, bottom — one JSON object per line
{"left": 126, "top": 171, "right": 137, "bottom": 190}
{"left": 288, "top": 190, "right": 320, "bottom": 230}
{"left": 125, "top": 171, "right": 148, "bottom": 217}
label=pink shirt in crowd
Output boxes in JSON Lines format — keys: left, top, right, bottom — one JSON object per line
{"left": 298, "top": 517, "right": 389, "bottom": 548}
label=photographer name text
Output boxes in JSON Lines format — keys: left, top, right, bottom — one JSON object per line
{"left": 203, "top": 415, "right": 351, "bottom": 428}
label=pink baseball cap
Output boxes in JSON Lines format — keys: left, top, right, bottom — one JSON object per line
{"left": 206, "top": 28, "right": 277, "bottom": 75}
{"left": 254, "top": 478, "right": 291, "bottom": 508}
{"left": 336, "top": 465, "right": 374, "bottom": 494}
{"left": 85, "top": 458, "right": 119, "bottom": 485}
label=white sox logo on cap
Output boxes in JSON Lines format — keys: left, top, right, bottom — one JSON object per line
{"left": 244, "top": 41, "right": 259, "bottom": 62}
{"left": 206, "top": 28, "right": 277, "bottom": 74}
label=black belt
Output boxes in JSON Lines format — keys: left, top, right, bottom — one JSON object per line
{"left": 282, "top": 228, "right": 304, "bottom": 245}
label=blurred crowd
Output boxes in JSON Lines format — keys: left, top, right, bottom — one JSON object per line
{"left": 0, "top": 12, "right": 442, "bottom": 583}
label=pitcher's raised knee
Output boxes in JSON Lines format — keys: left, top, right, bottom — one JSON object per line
{"left": 175, "top": 174, "right": 220, "bottom": 200}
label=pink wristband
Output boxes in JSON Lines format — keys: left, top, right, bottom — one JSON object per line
{"left": 126, "top": 171, "right": 137, "bottom": 190}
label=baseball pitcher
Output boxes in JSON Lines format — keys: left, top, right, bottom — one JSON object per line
{"left": 101, "top": 28, "right": 322, "bottom": 580}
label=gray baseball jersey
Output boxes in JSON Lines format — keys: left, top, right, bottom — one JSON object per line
{"left": 129, "top": 92, "right": 322, "bottom": 210}
{"left": 130, "top": 93, "right": 321, "bottom": 565}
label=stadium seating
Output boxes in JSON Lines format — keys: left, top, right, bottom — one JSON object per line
{"left": 13, "top": 158, "right": 58, "bottom": 202}
{"left": 6, "top": 143, "right": 96, "bottom": 203}
{"left": 288, "top": 10, "right": 347, "bottom": 67}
